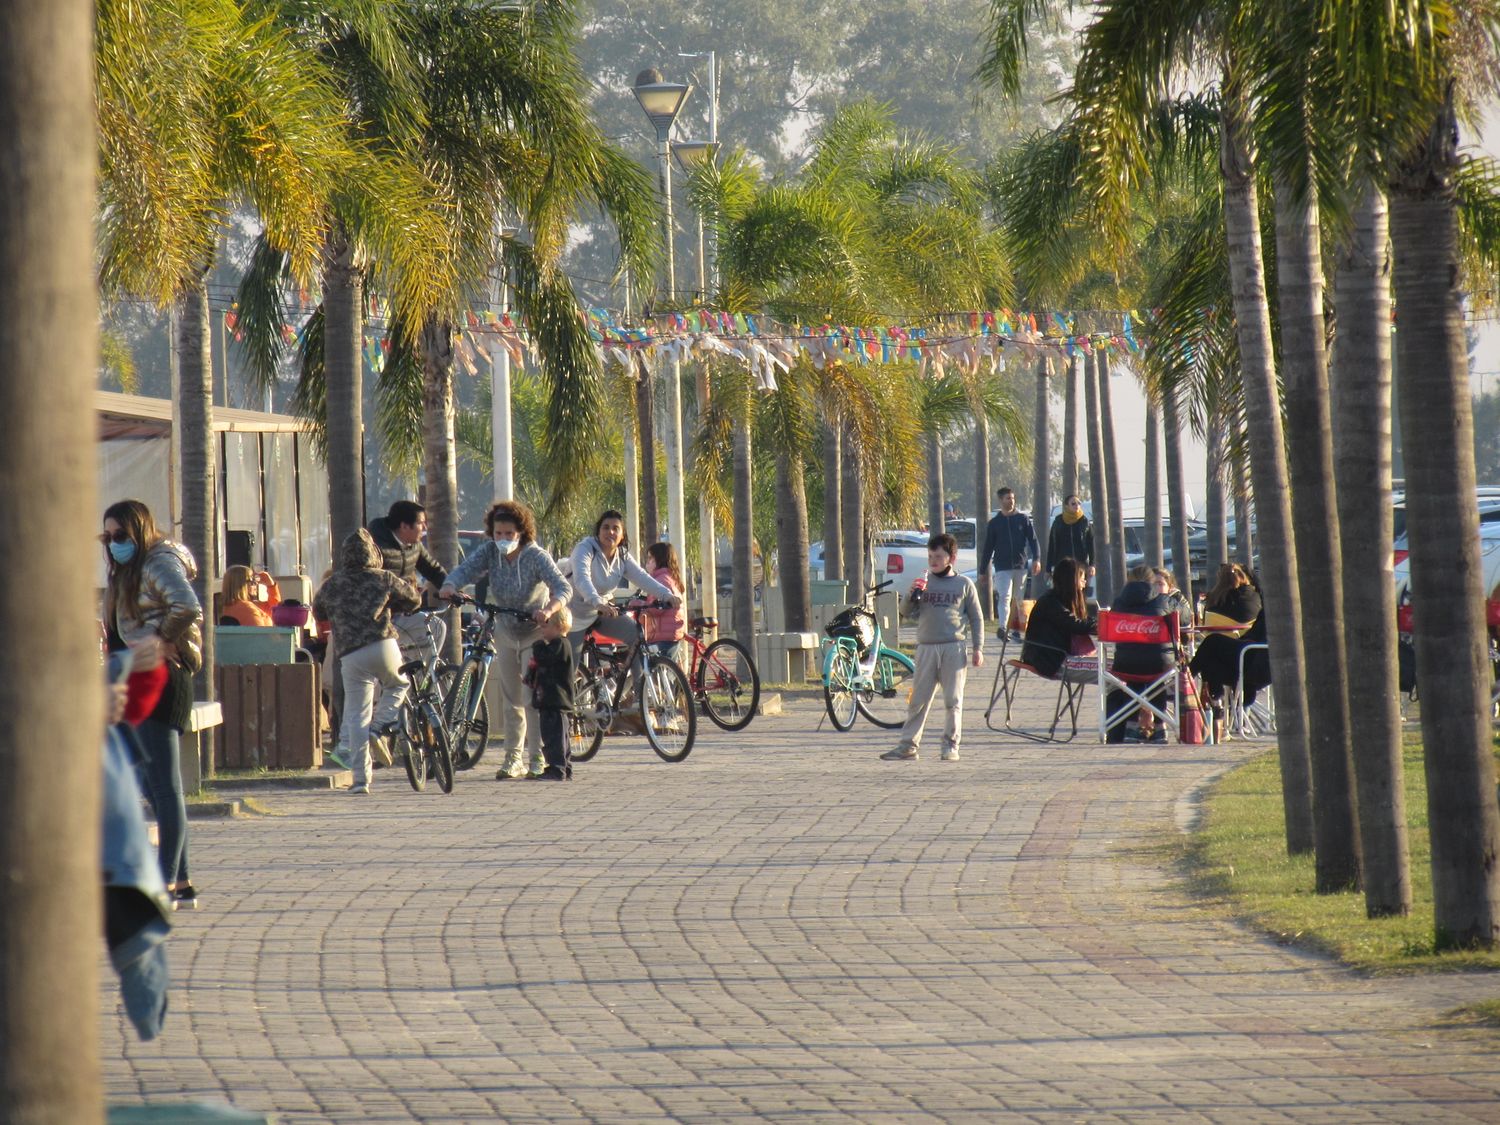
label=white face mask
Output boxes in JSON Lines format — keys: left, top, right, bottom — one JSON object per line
{"left": 494, "top": 537, "right": 519, "bottom": 555}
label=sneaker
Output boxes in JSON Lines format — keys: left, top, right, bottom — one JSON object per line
{"left": 496, "top": 769, "right": 526, "bottom": 781}
{"left": 532, "top": 766, "right": 568, "bottom": 781}
{"left": 940, "top": 746, "right": 960, "bottom": 761}
{"left": 1007, "top": 629, "right": 1024, "bottom": 644}
{"left": 369, "top": 736, "right": 393, "bottom": 768}
{"left": 349, "top": 783, "right": 371, "bottom": 794}
{"left": 326, "top": 748, "right": 349, "bottom": 770}
{"left": 171, "top": 884, "right": 200, "bottom": 911}
{"left": 880, "top": 746, "right": 919, "bottom": 761}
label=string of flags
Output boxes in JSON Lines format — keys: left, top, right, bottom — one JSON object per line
{"left": 225, "top": 298, "right": 1147, "bottom": 391}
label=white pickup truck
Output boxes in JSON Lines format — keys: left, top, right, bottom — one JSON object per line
{"left": 875, "top": 520, "right": 983, "bottom": 602}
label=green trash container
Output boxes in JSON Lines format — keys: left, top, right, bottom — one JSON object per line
{"left": 809, "top": 579, "right": 849, "bottom": 606}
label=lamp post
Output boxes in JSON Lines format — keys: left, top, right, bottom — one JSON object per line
{"left": 672, "top": 137, "right": 720, "bottom": 625}
{"left": 491, "top": 222, "right": 519, "bottom": 501}
{"left": 633, "top": 68, "right": 691, "bottom": 585}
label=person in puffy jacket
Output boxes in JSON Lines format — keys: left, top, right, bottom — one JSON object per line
{"left": 637, "top": 542, "right": 688, "bottom": 662}
{"left": 103, "top": 499, "right": 204, "bottom": 910}
{"left": 313, "top": 530, "right": 421, "bottom": 793}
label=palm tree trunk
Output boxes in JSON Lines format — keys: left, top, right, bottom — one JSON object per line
{"left": 775, "top": 452, "right": 812, "bottom": 633}
{"left": 1390, "top": 94, "right": 1500, "bottom": 948}
{"left": 1084, "top": 349, "right": 1112, "bottom": 599}
{"left": 822, "top": 418, "right": 842, "bottom": 581}
{"left": 841, "top": 430, "right": 866, "bottom": 600}
{"left": 1144, "top": 402, "right": 1163, "bottom": 567}
{"left": 1097, "top": 349, "right": 1128, "bottom": 591}
{"left": 974, "top": 413, "right": 992, "bottom": 620}
{"left": 177, "top": 274, "right": 217, "bottom": 717}
{"left": 927, "top": 432, "right": 946, "bottom": 534}
{"left": 1235, "top": 484, "right": 1255, "bottom": 569}
{"left": 1062, "top": 355, "right": 1079, "bottom": 499}
{"left": 1163, "top": 385, "right": 1193, "bottom": 605}
{"left": 732, "top": 412, "right": 755, "bottom": 641}
{"left": 1333, "top": 182, "right": 1411, "bottom": 918}
{"left": 322, "top": 220, "right": 364, "bottom": 547}
{"left": 420, "top": 317, "right": 462, "bottom": 663}
{"left": 1205, "top": 415, "right": 1228, "bottom": 574}
{"left": 1274, "top": 173, "right": 1361, "bottom": 892}
{"left": 0, "top": 5, "right": 103, "bottom": 1115}
{"left": 1220, "top": 86, "right": 1314, "bottom": 855}
{"left": 635, "top": 354, "right": 658, "bottom": 546}
{"left": 1030, "top": 356, "right": 1051, "bottom": 584}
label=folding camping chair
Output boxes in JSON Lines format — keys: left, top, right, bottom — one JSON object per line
{"left": 984, "top": 634, "right": 1097, "bottom": 742}
{"left": 1097, "top": 611, "right": 1181, "bottom": 742}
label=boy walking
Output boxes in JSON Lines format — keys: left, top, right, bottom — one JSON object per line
{"left": 881, "top": 533, "right": 985, "bottom": 762}
{"left": 523, "top": 605, "right": 575, "bottom": 780}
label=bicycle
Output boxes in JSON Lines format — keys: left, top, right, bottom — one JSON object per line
{"left": 570, "top": 600, "right": 697, "bottom": 763}
{"left": 679, "top": 616, "right": 760, "bottom": 731}
{"left": 390, "top": 611, "right": 455, "bottom": 794}
{"left": 440, "top": 596, "right": 533, "bottom": 770}
{"left": 820, "top": 579, "right": 916, "bottom": 732}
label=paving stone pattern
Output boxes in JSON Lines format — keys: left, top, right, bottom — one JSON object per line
{"left": 103, "top": 644, "right": 1500, "bottom": 1122}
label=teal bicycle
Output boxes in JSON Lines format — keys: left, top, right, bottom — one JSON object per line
{"left": 820, "top": 579, "right": 916, "bottom": 731}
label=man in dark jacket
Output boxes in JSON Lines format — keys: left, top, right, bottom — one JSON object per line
{"left": 978, "top": 487, "right": 1041, "bottom": 640}
{"left": 368, "top": 500, "right": 450, "bottom": 659}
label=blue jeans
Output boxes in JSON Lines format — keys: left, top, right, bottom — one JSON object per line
{"left": 135, "top": 718, "right": 189, "bottom": 887}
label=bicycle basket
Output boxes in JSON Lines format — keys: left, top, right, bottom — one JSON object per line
{"left": 825, "top": 608, "right": 876, "bottom": 655}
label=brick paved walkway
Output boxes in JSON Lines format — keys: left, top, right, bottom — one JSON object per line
{"left": 103, "top": 652, "right": 1500, "bottom": 1122}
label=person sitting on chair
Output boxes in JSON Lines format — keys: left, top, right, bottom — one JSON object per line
{"left": 219, "top": 565, "right": 272, "bottom": 627}
{"left": 1020, "top": 557, "right": 1097, "bottom": 680}
{"left": 1188, "top": 563, "right": 1261, "bottom": 737}
{"left": 1106, "top": 565, "right": 1178, "bottom": 742}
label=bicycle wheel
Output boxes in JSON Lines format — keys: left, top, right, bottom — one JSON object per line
{"left": 640, "top": 655, "right": 696, "bottom": 762}
{"left": 440, "top": 662, "right": 489, "bottom": 771}
{"left": 570, "top": 670, "right": 609, "bottom": 762}
{"left": 398, "top": 709, "right": 427, "bottom": 792}
{"left": 822, "top": 645, "right": 858, "bottom": 731}
{"left": 695, "top": 637, "right": 760, "bottom": 732}
{"left": 856, "top": 647, "right": 916, "bottom": 729}
{"left": 420, "top": 701, "right": 454, "bottom": 793}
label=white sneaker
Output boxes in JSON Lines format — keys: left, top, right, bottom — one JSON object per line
{"left": 941, "top": 746, "right": 960, "bottom": 761}
{"left": 349, "top": 783, "right": 371, "bottom": 794}
{"left": 880, "top": 746, "right": 918, "bottom": 760}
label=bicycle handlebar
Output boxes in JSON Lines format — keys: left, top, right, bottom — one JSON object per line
{"left": 447, "top": 594, "right": 537, "bottom": 622}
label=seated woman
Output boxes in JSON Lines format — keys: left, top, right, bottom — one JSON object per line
{"left": 1106, "top": 565, "right": 1177, "bottom": 742}
{"left": 1020, "top": 557, "right": 1097, "bottom": 680}
{"left": 219, "top": 565, "right": 272, "bottom": 627}
{"left": 1188, "top": 563, "right": 1262, "bottom": 734}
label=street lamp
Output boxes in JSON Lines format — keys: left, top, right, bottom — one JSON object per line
{"left": 491, "top": 220, "right": 520, "bottom": 501}
{"left": 633, "top": 68, "right": 691, "bottom": 592}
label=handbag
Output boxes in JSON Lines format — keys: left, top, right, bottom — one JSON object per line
{"left": 1178, "top": 667, "right": 1205, "bottom": 744}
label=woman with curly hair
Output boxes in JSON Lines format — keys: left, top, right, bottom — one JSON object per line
{"left": 441, "top": 500, "right": 571, "bottom": 780}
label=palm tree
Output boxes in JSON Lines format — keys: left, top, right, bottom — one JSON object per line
{"left": 1061, "top": 355, "right": 1079, "bottom": 500}
{"left": 1096, "top": 347, "right": 1129, "bottom": 593}
{"left": 1029, "top": 356, "right": 1051, "bottom": 576}
{"left": 2, "top": 4, "right": 100, "bottom": 1117}
{"left": 99, "top": 0, "right": 348, "bottom": 713}
{"left": 822, "top": 420, "right": 843, "bottom": 581}
{"left": 1082, "top": 349, "right": 1113, "bottom": 598}
{"left": 1143, "top": 401, "right": 1164, "bottom": 567}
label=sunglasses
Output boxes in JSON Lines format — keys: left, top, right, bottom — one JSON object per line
{"left": 100, "top": 529, "right": 130, "bottom": 545}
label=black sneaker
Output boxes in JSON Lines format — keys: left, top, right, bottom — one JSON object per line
{"left": 172, "top": 884, "right": 200, "bottom": 911}
{"left": 534, "top": 766, "right": 568, "bottom": 781}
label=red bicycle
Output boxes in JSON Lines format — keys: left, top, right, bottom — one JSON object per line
{"left": 679, "top": 616, "right": 760, "bottom": 731}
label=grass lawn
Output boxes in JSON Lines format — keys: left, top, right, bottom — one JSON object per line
{"left": 1188, "top": 730, "right": 1500, "bottom": 975}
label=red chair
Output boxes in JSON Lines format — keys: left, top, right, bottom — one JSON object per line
{"left": 1096, "top": 611, "right": 1182, "bottom": 742}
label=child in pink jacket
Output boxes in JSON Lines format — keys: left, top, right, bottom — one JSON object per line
{"left": 639, "top": 542, "right": 687, "bottom": 662}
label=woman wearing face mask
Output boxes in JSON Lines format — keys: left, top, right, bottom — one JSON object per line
{"left": 567, "top": 510, "right": 678, "bottom": 653}
{"left": 441, "top": 501, "right": 571, "bottom": 780}
{"left": 102, "top": 499, "right": 204, "bottom": 910}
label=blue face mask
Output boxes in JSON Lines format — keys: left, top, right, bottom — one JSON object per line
{"left": 108, "top": 539, "right": 137, "bottom": 565}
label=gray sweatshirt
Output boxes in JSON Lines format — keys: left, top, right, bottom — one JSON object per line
{"left": 446, "top": 540, "right": 572, "bottom": 640}
{"left": 908, "top": 569, "right": 984, "bottom": 656}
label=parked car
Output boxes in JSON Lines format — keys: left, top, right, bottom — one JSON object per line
{"left": 876, "top": 523, "right": 977, "bottom": 602}
{"left": 1394, "top": 521, "right": 1500, "bottom": 633}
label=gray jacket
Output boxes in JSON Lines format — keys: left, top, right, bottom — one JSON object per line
{"left": 447, "top": 539, "right": 572, "bottom": 640}
{"left": 111, "top": 540, "right": 204, "bottom": 674}
{"left": 908, "top": 569, "right": 984, "bottom": 656}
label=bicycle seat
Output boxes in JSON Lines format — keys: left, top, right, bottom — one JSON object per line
{"left": 398, "top": 659, "right": 427, "bottom": 677}
{"left": 691, "top": 616, "right": 718, "bottom": 630}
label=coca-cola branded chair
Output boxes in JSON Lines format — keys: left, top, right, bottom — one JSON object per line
{"left": 1097, "top": 611, "right": 1181, "bottom": 742}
